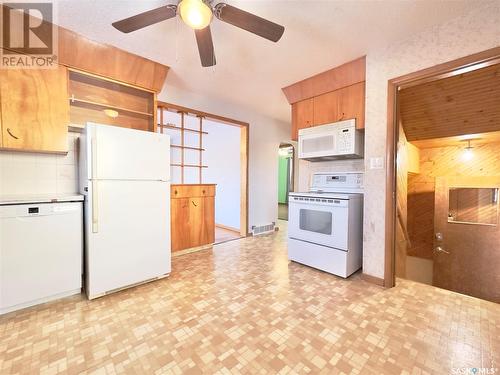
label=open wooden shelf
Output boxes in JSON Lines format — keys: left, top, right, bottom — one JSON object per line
{"left": 69, "top": 97, "right": 153, "bottom": 117}
{"left": 158, "top": 123, "right": 208, "bottom": 135}
{"left": 171, "top": 145, "right": 205, "bottom": 151}
{"left": 171, "top": 163, "right": 208, "bottom": 168}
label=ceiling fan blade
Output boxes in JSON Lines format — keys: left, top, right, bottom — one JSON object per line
{"left": 214, "top": 3, "right": 284, "bottom": 42}
{"left": 112, "top": 5, "right": 177, "bottom": 33}
{"left": 195, "top": 26, "right": 216, "bottom": 67}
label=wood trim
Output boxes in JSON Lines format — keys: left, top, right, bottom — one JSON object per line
{"left": 158, "top": 101, "right": 249, "bottom": 128}
{"left": 361, "top": 273, "right": 385, "bottom": 287}
{"left": 199, "top": 116, "right": 203, "bottom": 183}
{"left": 384, "top": 46, "right": 500, "bottom": 288}
{"left": 153, "top": 93, "right": 158, "bottom": 133}
{"left": 240, "top": 125, "right": 249, "bottom": 238}
{"left": 180, "top": 112, "right": 185, "bottom": 184}
{"left": 172, "top": 183, "right": 217, "bottom": 186}
{"left": 282, "top": 56, "right": 366, "bottom": 104}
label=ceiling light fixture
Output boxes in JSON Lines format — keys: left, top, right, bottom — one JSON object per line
{"left": 462, "top": 140, "right": 474, "bottom": 161}
{"left": 178, "top": 0, "right": 213, "bottom": 30}
{"left": 103, "top": 109, "right": 119, "bottom": 118}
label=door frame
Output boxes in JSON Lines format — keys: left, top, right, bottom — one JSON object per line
{"left": 157, "top": 101, "right": 249, "bottom": 237}
{"left": 384, "top": 46, "right": 500, "bottom": 288}
{"left": 279, "top": 143, "right": 295, "bottom": 203}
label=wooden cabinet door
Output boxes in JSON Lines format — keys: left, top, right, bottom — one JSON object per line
{"left": 202, "top": 196, "right": 215, "bottom": 245}
{"left": 337, "top": 82, "right": 365, "bottom": 129}
{"left": 171, "top": 198, "right": 191, "bottom": 251}
{"left": 313, "top": 90, "right": 340, "bottom": 126}
{"left": 291, "top": 98, "right": 313, "bottom": 140}
{"left": 0, "top": 67, "right": 69, "bottom": 153}
{"left": 188, "top": 197, "right": 215, "bottom": 248}
{"left": 171, "top": 196, "right": 215, "bottom": 251}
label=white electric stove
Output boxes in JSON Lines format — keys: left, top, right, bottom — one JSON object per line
{"left": 287, "top": 172, "right": 363, "bottom": 278}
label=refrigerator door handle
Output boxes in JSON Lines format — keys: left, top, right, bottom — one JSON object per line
{"left": 92, "top": 180, "right": 99, "bottom": 233}
{"left": 91, "top": 132, "right": 98, "bottom": 179}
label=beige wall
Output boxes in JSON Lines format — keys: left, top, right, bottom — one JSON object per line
{"left": 363, "top": 2, "right": 500, "bottom": 278}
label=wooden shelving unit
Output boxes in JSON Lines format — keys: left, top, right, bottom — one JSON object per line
{"left": 68, "top": 70, "right": 155, "bottom": 131}
{"left": 157, "top": 103, "right": 208, "bottom": 184}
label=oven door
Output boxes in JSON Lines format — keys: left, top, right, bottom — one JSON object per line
{"left": 288, "top": 197, "right": 349, "bottom": 250}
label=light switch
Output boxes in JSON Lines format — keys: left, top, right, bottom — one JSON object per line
{"left": 369, "top": 157, "right": 385, "bottom": 170}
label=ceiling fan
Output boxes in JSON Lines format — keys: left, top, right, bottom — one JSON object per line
{"left": 112, "top": 0, "right": 285, "bottom": 67}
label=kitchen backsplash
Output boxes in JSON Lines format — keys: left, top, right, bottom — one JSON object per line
{"left": 0, "top": 132, "right": 80, "bottom": 196}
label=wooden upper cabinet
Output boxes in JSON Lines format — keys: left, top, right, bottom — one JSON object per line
{"left": 313, "top": 90, "right": 340, "bottom": 126}
{"left": 58, "top": 28, "right": 168, "bottom": 92}
{"left": 284, "top": 57, "right": 366, "bottom": 139}
{"left": 337, "top": 82, "right": 365, "bottom": 129}
{"left": 0, "top": 67, "right": 69, "bottom": 153}
{"left": 291, "top": 98, "right": 313, "bottom": 140}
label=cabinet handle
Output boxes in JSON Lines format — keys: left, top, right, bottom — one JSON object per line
{"left": 7, "top": 128, "right": 19, "bottom": 140}
{"left": 174, "top": 190, "right": 178, "bottom": 195}
{"left": 202, "top": 190, "right": 206, "bottom": 194}
{"left": 339, "top": 113, "right": 345, "bottom": 121}
{"left": 191, "top": 200, "right": 198, "bottom": 207}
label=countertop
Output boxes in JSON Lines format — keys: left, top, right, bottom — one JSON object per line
{"left": 0, "top": 194, "right": 84, "bottom": 206}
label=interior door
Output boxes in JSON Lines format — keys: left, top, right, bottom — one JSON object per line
{"left": 433, "top": 176, "right": 500, "bottom": 302}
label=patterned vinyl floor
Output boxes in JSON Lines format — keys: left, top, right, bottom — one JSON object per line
{"left": 0, "top": 226, "right": 499, "bottom": 374}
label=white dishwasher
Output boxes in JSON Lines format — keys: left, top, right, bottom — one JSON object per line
{"left": 0, "top": 201, "right": 83, "bottom": 314}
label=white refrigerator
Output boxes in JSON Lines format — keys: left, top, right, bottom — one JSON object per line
{"left": 80, "top": 123, "right": 171, "bottom": 299}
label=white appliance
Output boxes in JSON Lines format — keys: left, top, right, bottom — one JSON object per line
{"left": 298, "top": 119, "right": 364, "bottom": 161}
{"left": 0, "top": 199, "right": 83, "bottom": 314}
{"left": 288, "top": 172, "right": 363, "bottom": 278}
{"left": 80, "top": 123, "right": 171, "bottom": 299}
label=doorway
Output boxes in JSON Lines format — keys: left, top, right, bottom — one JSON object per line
{"left": 390, "top": 51, "right": 500, "bottom": 303}
{"left": 278, "top": 143, "right": 294, "bottom": 220}
{"left": 157, "top": 101, "right": 249, "bottom": 245}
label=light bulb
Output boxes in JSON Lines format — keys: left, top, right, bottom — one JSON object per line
{"left": 179, "top": 0, "right": 212, "bottom": 30}
{"left": 461, "top": 140, "right": 474, "bottom": 161}
{"left": 462, "top": 147, "right": 474, "bottom": 161}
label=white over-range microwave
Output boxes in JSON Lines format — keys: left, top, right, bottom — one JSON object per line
{"left": 298, "top": 119, "right": 364, "bottom": 161}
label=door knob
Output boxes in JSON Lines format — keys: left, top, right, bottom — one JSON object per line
{"left": 435, "top": 246, "right": 450, "bottom": 254}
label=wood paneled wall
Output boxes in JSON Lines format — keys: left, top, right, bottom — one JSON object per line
{"left": 400, "top": 63, "right": 500, "bottom": 142}
{"left": 407, "top": 141, "right": 500, "bottom": 259}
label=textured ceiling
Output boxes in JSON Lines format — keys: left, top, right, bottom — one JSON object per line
{"left": 51, "top": 0, "right": 483, "bottom": 122}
